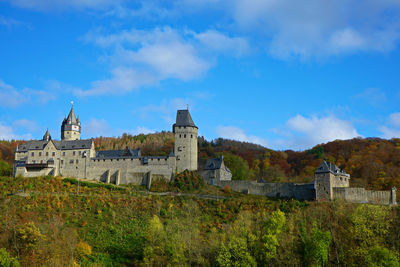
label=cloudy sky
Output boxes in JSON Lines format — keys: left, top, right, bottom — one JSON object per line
{"left": 1, "top": 0, "right": 400, "bottom": 150}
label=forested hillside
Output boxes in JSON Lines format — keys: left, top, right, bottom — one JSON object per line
{"left": 0, "top": 176, "right": 400, "bottom": 266}
{"left": 1, "top": 134, "right": 400, "bottom": 190}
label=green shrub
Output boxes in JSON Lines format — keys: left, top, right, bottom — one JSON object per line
{"left": 173, "top": 170, "right": 205, "bottom": 192}
{"left": 0, "top": 161, "right": 12, "bottom": 177}
{"left": 0, "top": 248, "right": 19, "bottom": 267}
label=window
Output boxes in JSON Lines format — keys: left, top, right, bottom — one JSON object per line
{"left": 39, "top": 152, "right": 42, "bottom": 156}
{"left": 191, "top": 134, "right": 193, "bottom": 138}
{"left": 63, "top": 152, "right": 65, "bottom": 156}
{"left": 76, "top": 160, "right": 79, "bottom": 164}
{"left": 46, "top": 152, "right": 49, "bottom": 156}
{"left": 179, "top": 134, "right": 181, "bottom": 138}
{"left": 40, "top": 160, "right": 43, "bottom": 163}
{"left": 61, "top": 160, "right": 64, "bottom": 164}
{"left": 32, "top": 160, "right": 35, "bottom": 163}
{"left": 69, "top": 160, "right": 74, "bottom": 164}
{"left": 52, "top": 152, "right": 55, "bottom": 156}
{"left": 184, "top": 134, "right": 186, "bottom": 138}
{"left": 31, "top": 152, "right": 34, "bottom": 156}
{"left": 73, "top": 151, "right": 76, "bottom": 156}
{"left": 79, "top": 151, "right": 82, "bottom": 156}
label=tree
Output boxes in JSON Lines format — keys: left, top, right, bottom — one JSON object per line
{"left": 263, "top": 210, "right": 286, "bottom": 261}
{"left": 216, "top": 236, "right": 256, "bottom": 267}
{"left": 222, "top": 152, "right": 251, "bottom": 180}
{"left": 301, "top": 225, "right": 332, "bottom": 267}
{"left": 364, "top": 246, "right": 400, "bottom": 267}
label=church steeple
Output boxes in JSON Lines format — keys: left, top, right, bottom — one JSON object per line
{"left": 61, "top": 102, "right": 81, "bottom": 140}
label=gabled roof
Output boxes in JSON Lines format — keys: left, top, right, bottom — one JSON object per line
{"left": 96, "top": 147, "right": 141, "bottom": 159}
{"left": 204, "top": 156, "right": 232, "bottom": 173}
{"left": 17, "top": 140, "right": 49, "bottom": 151}
{"left": 17, "top": 139, "right": 93, "bottom": 152}
{"left": 315, "top": 160, "right": 349, "bottom": 177}
{"left": 54, "top": 139, "right": 93, "bottom": 150}
{"left": 174, "top": 109, "right": 197, "bottom": 128}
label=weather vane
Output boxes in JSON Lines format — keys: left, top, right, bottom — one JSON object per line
{"left": 186, "top": 104, "right": 189, "bottom": 110}
{"left": 71, "top": 100, "right": 74, "bottom": 106}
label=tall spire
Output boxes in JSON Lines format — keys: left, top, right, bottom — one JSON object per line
{"left": 67, "top": 102, "right": 77, "bottom": 124}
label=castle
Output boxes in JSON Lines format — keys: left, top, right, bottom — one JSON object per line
{"left": 13, "top": 105, "right": 396, "bottom": 205}
{"left": 14, "top": 105, "right": 197, "bottom": 184}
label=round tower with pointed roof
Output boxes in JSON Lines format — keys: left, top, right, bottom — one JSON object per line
{"left": 173, "top": 109, "right": 198, "bottom": 172}
{"left": 61, "top": 104, "right": 81, "bottom": 140}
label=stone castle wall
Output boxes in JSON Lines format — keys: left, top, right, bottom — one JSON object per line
{"left": 214, "top": 180, "right": 315, "bottom": 200}
{"left": 85, "top": 156, "right": 176, "bottom": 185}
{"left": 333, "top": 187, "right": 395, "bottom": 205}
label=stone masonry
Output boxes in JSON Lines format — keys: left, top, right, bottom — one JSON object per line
{"left": 14, "top": 105, "right": 198, "bottom": 185}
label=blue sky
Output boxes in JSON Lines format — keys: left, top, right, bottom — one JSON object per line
{"left": 1, "top": 0, "right": 400, "bottom": 150}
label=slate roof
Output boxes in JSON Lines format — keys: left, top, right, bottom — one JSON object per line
{"left": 17, "top": 139, "right": 93, "bottom": 152}
{"left": 204, "top": 156, "right": 232, "bottom": 173}
{"left": 174, "top": 109, "right": 197, "bottom": 128}
{"left": 96, "top": 147, "right": 141, "bottom": 159}
{"left": 315, "top": 160, "right": 350, "bottom": 177}
{"left": 43, "top": 129, "right": 51, "bottom": 141}
{"left": 66, "top": 106, "right": 77, "bottom": 124}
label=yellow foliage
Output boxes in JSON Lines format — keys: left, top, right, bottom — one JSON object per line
{"left": 76, "top": 241, "right": 92, "bottom": 258}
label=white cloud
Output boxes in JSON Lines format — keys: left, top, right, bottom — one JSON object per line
{"left": 193, "top": 30, "right": 250, "bottom": 57}
{"left": 216, "top": 126, "right": 268, "bottom": 147}
{"left": 78, "top": 27, "right": 250, "bottom": 96}
{"left": 129, "top": 126, "right": 154, "bottom": 135}
{"left": 271, "top": 114, "right": 360, "bottom": 150}
{"left": 380, "top": 126, "right": 400, "bottom": 139}
{"left": 389, "top": 112, "right": 400, "bottom": 127}
{"left": 0, "top": 79, "right": 56, "bottom": 108}
{"left": 0, "top": 16, "right": 23, "bottom": 27}
{"left": 139, "top": 98, "right": 194, "bottom": 124}
{"left": 84, "top": 118, "right": 114, "bottom": 137}
{"left": 287, "top": 114, "right": 360, "bottom": 147}
{"left": 13, "top": 119, "right": 39, "bottom": 133}
{"left": 78, "top": 27, "right": 221, "bottom": 96}
{"left": 379, "top": 112, "right": 400, "bottom": 139}
{"left": 0, "top": 121, "right": 33, "bottom": 140}
{"left": 354, "top": 88, "right": 387, "bottom": 106}
{"left": 232, "top": 0, "right": 400, "bottom": 59}
{"left": 74, "top": 67, "right": 157, "bottom": 96}
{"left": 84, "top": 118, "right": 154, "bottom": 138}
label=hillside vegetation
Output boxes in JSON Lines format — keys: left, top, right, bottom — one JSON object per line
{"left": 2, "top": 134, "right": 400, "bottom": 191}
{"left": 0, "top": 176, "right": 400, "bottom": 266}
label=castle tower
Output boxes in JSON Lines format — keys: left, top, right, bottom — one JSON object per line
{"left": 173, "top": 109, "right": 198, "bottom": 172}
{"left": 61, "top": 104, "right": 81, "bottom": 140}
{"left": 43, "top": 129, "right": 51, "bottom": 141}
{"left": 314, "top": 160, "right": 350, "bottom": 201}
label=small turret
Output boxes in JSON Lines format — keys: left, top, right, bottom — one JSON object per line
{"left": 61, "top": 103, "right": 81, "bottom": 140}
{"left": 43, "top": 129, "right": 51, "bottom": 141}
